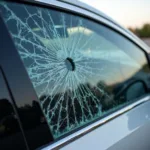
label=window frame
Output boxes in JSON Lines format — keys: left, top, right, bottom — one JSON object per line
{"left": 0, "top": 6, "right": 53, "bottom": 149}
{"left": 1, "top": 0, "right": 150, "bottom": 149}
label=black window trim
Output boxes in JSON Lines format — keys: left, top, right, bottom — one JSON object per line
{"left": 0, "top": 8, "right": 54, "bottom": 149}
{"left": 0, "top": 16, "right": 30, "bottom": 149}
{"left": 0, "top": 66, "right": 29, "bottom": 150}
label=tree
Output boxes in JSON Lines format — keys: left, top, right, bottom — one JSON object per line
{"left": 128, "top": 23, "right": 150, "bottom": 38}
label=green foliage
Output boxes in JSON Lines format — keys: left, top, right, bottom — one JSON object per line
{"left": 129, "top": 23, "right": 150, "bottom": 38}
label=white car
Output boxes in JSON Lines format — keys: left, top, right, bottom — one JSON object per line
{"left": 0, "top": 0, "right": 150, "bottom": 149}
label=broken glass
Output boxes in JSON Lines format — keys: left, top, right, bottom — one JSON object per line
{"left": 0, "top": 1, "right": 148, "bottom": 139}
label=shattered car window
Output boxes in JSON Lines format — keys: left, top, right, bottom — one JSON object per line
{"left": 0, "top": 1, "right": 150, "bottom": 139}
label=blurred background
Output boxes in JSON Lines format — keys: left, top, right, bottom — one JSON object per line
{"left": 79, "top": 0, "right": 150, "bottom": 46}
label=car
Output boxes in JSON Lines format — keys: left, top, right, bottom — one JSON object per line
{"left": 0, "top": 0, "right": 150, "bottom": 149}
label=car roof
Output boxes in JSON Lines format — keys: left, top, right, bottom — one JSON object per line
{"left": 58, "top": 0, "right": 113, "bottom": 20}
{"left": 36, "top": 0, "right": 118, "bottom": 26}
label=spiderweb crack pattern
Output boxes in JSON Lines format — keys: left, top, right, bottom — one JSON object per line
{"left": 1, "top": 2, "right": 112, "bottom": 138}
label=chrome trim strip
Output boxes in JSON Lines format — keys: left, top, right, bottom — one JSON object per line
{"left": 41, "top": 95, "right": 150, "bottom": 150}
{"left": 35, "top": 0, "right": 150, "bottom": 53}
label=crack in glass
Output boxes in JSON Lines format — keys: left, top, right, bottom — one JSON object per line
{"left": 0, "top": 2, "right": 124, "bottom": 138}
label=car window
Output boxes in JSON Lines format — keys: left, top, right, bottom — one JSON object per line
{"left": 0, "top": 1, "right": 150, "bottom": 140}
{"left": 0, "top": 70, "right": 27, "bottom": 149}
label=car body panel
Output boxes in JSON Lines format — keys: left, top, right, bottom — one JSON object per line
{"left": 60, "top": 98, "right": 150, "bottom": 150}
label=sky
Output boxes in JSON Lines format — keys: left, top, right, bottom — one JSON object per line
{"left": 79, "top": 0, "right": 150, "bottom": 28}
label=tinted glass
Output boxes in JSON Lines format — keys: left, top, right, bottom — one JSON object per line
{"left": 0, "top": 1, "right": 150, "bottom": 139}
{"left": 0, "top": 71, "right": 27, "bottom": 150}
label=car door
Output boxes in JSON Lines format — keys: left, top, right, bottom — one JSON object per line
{"left": 1, "top": 0, "right": 150, "bottom": 150}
